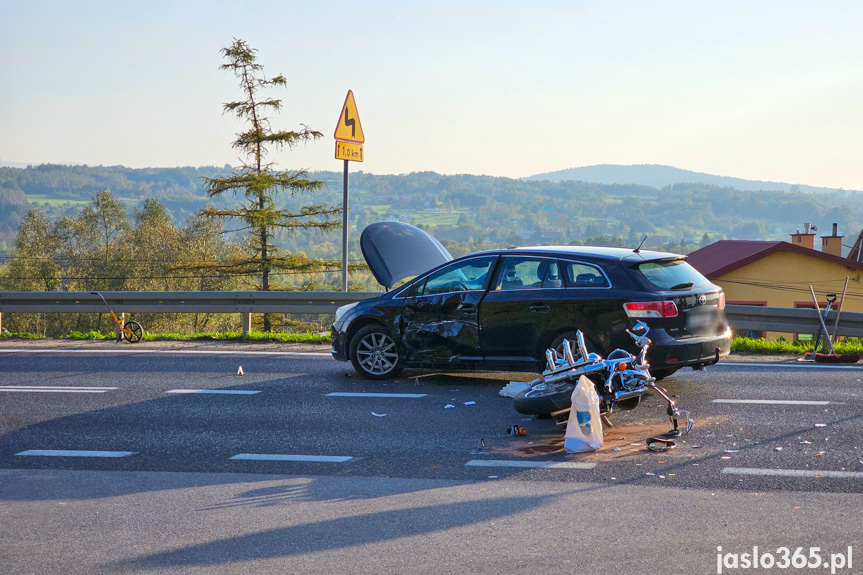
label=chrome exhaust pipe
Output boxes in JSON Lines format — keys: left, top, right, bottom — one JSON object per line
{"left": 613, "top": 385, "right": 648, "bottom": 403}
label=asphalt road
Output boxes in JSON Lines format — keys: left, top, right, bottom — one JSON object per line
{"left": 1, "top": 343, "right": 862, "bottom": 574}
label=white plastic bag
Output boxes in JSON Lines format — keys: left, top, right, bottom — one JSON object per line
{"left": 564, "top": 375, "right": 604, "bottom": 453}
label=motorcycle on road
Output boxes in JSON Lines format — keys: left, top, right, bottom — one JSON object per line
{"left": 512, "top": 322, "right": 693, "bottom": 450}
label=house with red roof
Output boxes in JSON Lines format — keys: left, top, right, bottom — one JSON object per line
{"left": 686, "top": 223, "right": 863, "bottom": 339}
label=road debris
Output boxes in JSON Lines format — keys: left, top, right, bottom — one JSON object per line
{"left": 471, "top": 438, "right": 487, "bottom": 454}
{"left": 371, "top": 412, "right": 387, "bottom": 417}
{"left": 464, "top": 401, "right": 476, "bottom": 406}
{"left": 499, "top": 381, "right": 531, "bottom": 398}
{"left": 237, "top": 366, "right": 244, "bottom": 376}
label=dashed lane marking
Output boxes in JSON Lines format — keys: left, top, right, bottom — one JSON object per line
{"left": 712, "top": 399, "right": 832, "bottom": 406}
{"left": 719, "top": 362, "right": 863, "bottom": 370}
{"left": 16, "top": 449, "right": 136, "bottom": 458}
{"left": 229, "top": 453, "right": 353, "bottom": 463}
{"left": 0, "top": 386, "right": 118, "bottom": 393}
{"left": 722, "top": 467, "right": 863, "bottom": 479}
{"left": 166, "top": 389, "right": 261, "bottom": 395}
{"left": 465, "top": 459, "right": 597, "bottom": 470}
{"left": 0, "top": 349, "right": 330, "bottom": 357}
{"left": 326, "top": 392, "right": 428, "bottom": 398}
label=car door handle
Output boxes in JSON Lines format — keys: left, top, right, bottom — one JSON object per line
{"left": 530, "top": 304, "right": 551, "bottom": 313}
{"left": 457, "top": 303, "right": 476, "bottom": 313}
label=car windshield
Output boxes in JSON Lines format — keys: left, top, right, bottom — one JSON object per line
{"left": 419, "top": 256, "right": 497, "bottom": 295}
{"left": 633, "top": 259, "right": 710, "bottom": 290}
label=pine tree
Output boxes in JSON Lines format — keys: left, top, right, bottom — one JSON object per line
{"left": 201, "top": 39, "right": 342, "bottom": 329}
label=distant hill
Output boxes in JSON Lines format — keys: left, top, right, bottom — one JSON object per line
{"left": 3, "top": 164, "right": 863, "bottom": 260}
{"left": 526, "top": 164, "right": 857, "bottom": 194}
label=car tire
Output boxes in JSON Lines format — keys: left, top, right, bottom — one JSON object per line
{"left": 513, "top": 381, "right": 576, "bottom": 416}
{"left": 349, "top": 324, "right": 404, "bottom": 380}
{"left": 538, "top": 331, "right": 600, "bottom": 371}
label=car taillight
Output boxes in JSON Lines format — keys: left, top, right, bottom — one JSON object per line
{"left": 718, "top": 292, "right": 726, "bottom": 310}
{"left": 623, "top": 300, "right": 678, "bottom": 318}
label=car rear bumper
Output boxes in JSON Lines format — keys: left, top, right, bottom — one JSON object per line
{"left": 648, "top": 328, "right": 732, "bottom": 369}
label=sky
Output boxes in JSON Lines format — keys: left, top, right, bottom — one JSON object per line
{"left": 2, "top": 0, "right": 862, "bottom": 189}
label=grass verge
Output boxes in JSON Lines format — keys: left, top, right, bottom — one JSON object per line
{"left": 1, "top": 330, "right": 329, "bottom": 344}
{"left": 731, "top": 336, "right": 863, "bottom": 355}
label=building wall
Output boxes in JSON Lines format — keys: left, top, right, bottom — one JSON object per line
{"left": 716, "top": 251, "right": 863, "bottom": 309}
{"left": 712, "top": 251, "right": 863, "bottom": 340}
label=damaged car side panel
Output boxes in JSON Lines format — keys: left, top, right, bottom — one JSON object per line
{"left": 399, "top": 255, "right": 497, "bottom": 366}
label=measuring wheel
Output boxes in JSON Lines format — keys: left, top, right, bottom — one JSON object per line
{"left": 123, "top": 321, "right": 144, "bottom": 343}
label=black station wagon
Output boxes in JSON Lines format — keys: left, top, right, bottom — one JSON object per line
{"left": 331, "top": 222, "right": 731, "bottom": 379}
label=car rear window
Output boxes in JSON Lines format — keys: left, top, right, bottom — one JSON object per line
{"left": 633, "top": 259, "right": 711, "bottom": 290}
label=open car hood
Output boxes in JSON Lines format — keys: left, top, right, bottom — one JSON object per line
{"left": 360, "top": 221, "right": 453, "bottom": 290}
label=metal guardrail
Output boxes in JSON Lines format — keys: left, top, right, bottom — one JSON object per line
{"left": 2, "top": 293, "right": 863, "bottom": 337}
{"left": 725, "top": 304, "right": 863, "bottom": 337}
{"left": 0, "top": 291, "right": 381, "bottom": 314}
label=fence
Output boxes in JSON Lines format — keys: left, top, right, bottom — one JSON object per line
{"left": 2, "top": 292, "right": 863, "bottom": 338}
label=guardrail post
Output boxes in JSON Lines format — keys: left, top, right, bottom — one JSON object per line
{"left": 0, "top": 312, "right": 3, "bottom": 333}
{"left": 242, "top": 313, "right": 251, "bottom": 339}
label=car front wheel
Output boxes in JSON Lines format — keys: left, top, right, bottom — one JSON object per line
{"left": 350, "top": 324, "right": 404, "bottom": 380}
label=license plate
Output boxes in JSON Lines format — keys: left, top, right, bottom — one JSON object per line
{"left": 685, "top": 312, "right": 713, "bottom": 329}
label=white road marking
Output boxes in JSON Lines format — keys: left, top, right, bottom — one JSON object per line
{"left": 16, "top": 449, "right": 136, "bottom": 458}
{"left": 0, "top": 348, "right": 330, "bottom": 357}
{"left": 230, "top": 453, "right": 353, "bottom": 463}
{"left": 722, "top": 467, "right": 863, "bottom": 479}
{"left": 712, "top": 399, "right": 832, "bottom": 406}
{"left": 326, "top": 392, "right": 427, "bottom": 398}
{"left": 465, "top": 459, "right": 597, "bottom": 470}
{"left": 166, "top": 389, "right": 261, "bottom": 395}
{"left": 0, "top": 386, "right": 118, "bottom": 393}
{"left": 720, "top": 362, "right": 863, "bottom": 370}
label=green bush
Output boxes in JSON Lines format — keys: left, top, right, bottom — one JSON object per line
{"left": 66, "top": 330, "right": 110, "bottom": 340}
{"left": 0, "top": 331, "right": 45, "bottom": 340}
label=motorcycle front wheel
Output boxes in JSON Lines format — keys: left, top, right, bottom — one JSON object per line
{"left": 513, "top": 381, "right": 576, "bottom": 416}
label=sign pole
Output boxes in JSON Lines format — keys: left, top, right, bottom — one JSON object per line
{"left": 333, "top": 89, "right": 364, "bottom": 292}
{"left": 342, "top": 159, "right": 349, "bottom": 292}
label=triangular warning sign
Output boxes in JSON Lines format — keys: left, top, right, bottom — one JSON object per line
{"left": 334, "top": 90, "right": 365, "bottom": 144}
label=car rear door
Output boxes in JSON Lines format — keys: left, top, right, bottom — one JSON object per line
{"left": 478, "top": 256, "right": 564, "bottom": 366}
